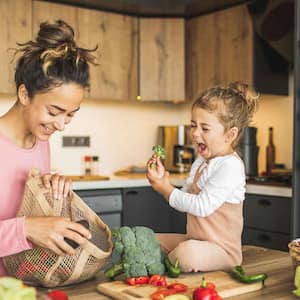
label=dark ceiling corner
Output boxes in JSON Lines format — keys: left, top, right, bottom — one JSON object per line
{"left": 40, "top": 0, "right": 254, "bottom": 18}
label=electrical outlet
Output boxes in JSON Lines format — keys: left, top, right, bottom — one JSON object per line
{"left": 62, "top": 136, "right": 90, "bottom": 147}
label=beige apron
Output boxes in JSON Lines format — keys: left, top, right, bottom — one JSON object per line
{"left": 156, "top": 162, "right": 243, "bottom": 272}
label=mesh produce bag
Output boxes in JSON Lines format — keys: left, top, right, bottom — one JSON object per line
{"left": 3, "top": 169, "right": 113, "bottom": 287}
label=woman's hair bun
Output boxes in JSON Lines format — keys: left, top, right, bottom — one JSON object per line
{"left": 36, "top": 20, "right": 75, "bottom": 49}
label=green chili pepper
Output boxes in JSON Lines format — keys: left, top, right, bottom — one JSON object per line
{"left": 231, "top": 265, "right": 268, "bottom": 285}
{"left": 293, "top": 287, "right": 300, "bottom": 298}
{"left": 104, "top": 262, "right": 124, "bottom": 279}
{"left": 164, "top": 257, "right": 181, "bottom": 278}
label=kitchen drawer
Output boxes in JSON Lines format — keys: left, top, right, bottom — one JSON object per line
{"left": 76, "top": 189, "right": 122, "bottom": 212}
{"left": 244, "top": 194, "right": 291, "bottom": 234}
{"left": 242, "top": 228, "right": 290, "bottom": 252}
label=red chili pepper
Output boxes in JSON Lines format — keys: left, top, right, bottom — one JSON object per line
{"left": 47, "top": 290, "right": 69, "bottom": 300}
{"left": 151, "top": 288, "right": 178, "bottom": 300}
{"left": 126, "top": 276, "right": 150, "bottom": 285}
{"left": 149, "top": 274, "right": 167, "bottom": 287}
{"left": 167, "top": 282, "right": 188, "bottom": 293}
{"left": 193, "top": 277, "right": 222, "bottom": 300}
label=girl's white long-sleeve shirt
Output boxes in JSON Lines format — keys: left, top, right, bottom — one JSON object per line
{"left": 169, "top": 153, "right": 246, "bottom": 217}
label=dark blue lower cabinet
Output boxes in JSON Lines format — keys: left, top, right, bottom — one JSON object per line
{"left": 122, "top": 187, "right": 186, "bottom": 234}
{"left": 242, "top": 193, "right": 291, "bottom": 252}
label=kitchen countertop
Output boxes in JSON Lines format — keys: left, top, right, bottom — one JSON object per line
{"left": 48, "top": 245, "right": 295, "bottom": 299}
{"left": 72, "top": 173, "right": 292, "bottom": 197}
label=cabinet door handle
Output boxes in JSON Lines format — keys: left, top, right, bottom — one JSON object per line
{"left": 257, "top": 233, "right": 272, "bottom": 242}
{"left": 125, "top": 190, "right": 138, "bottom": 196}
{"left": 258, "top": 199, "right": 272, "bottom": 206}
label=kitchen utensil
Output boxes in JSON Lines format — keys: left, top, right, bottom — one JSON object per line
{"left": 97, "top": 271, "right": 264, "bottom": 299}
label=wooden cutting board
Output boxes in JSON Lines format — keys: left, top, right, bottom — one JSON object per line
{"left": 67, "top": 175, "right": 110, "bottom": 181}
{"left": 97, "top": 271, "right": 264, "bottom": 299}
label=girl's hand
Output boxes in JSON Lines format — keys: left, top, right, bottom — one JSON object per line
{"left": 147, "top": 155, "right": 165, "bottom": 178}
{"left": 42, "top": 173, "right": 71, "bottom": 200}
{"left": 24, "top": 217, "right": 91, "bottom": 256}
{"left": 147, "top": 156, "right": 174, "bottom": 200}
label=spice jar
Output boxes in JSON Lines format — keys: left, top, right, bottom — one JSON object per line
{"left": 84, "top": 155, "right": 92, "bottom": 175}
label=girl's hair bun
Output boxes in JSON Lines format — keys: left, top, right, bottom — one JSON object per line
{"left": 36, "top": 20, "right": 75, "bottom": 49}
{"left": 229, "top": 81, "right": 259, "bottom": 106}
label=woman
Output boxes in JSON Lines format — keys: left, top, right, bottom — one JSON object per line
{"left": 0, "top": 19, "right": 96, "bottom": 275}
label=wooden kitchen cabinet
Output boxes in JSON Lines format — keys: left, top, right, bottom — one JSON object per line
{"left": 186, "top": 5, "right": 253, "bottom": 101}
{"left": 242, "top": 193, "right": 291, "bottom": 251}
{"left": 33, "top": 1, "right": 78, "bottom": 33}
{"left": 78, "top": 9, "right": 138, "bottom": 101}
{"left": 0, "top": 0, "right": 32, "bottom": 94}
{"left": 139, "top": 18, "right": 185, "bottom": 102}
{"left": 33, "top": 1, "right": 138, "bottom": 101}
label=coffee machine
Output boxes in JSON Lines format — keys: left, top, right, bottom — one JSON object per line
{"left": 157, "top": 125, "right": 195, "bottom": 173}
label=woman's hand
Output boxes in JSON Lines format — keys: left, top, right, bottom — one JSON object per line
{"left": 42, "top": 173, "right": 71, "bottom": 200}
{"left": 24, "top": 217, "right": 91, "bottom": 256}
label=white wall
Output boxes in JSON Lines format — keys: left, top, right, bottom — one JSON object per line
{"left": 0, "top": 95, "right": 191, "bottom": 175}
{"left": 0, "top": 91, "right": 293, "bottom": 176}
{"left": 252, "top": 93, "right": 294, "bottom": 174}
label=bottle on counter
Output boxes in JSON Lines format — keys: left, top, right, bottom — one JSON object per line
{"left": 266, "top": 127, "right": 276, "bottom": 176}
{"left": 92, "top": 156, "right": 99, "bottom": 175}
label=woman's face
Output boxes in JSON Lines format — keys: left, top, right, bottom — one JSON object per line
{"left": 190, "top": 106, "right": 235, "bottom": 160}
{"left": 21, "top": 83, "right": 84, "bottom": 141}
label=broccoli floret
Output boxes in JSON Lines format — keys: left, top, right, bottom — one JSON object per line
{"left": 123, "top": 246, "right": 144, "bottom": 264}
{"left": 124, "top": 263, "right": 148, "bottom": 278}
{"left": 147, "top": 263, "right": 165, "bottom": 276}
{"left": 152, "top": 145, "right": 166, "bottom": 160}
{"left": 120, "top": 226, "right": 136, "bottom": 248}
{"left": 104, "top": 226, "right": 165, "bottom": 279}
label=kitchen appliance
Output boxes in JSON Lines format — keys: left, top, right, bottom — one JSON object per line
{"left": 239, "top": 126, "right": 259, "bottom": 178}
{"left": 157, "top": 125, "right": 195, "bottom": 173}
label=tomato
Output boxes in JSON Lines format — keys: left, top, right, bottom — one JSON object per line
{"left": 149, "top": 275, "right": 167, "bottom": 287}
{"left": 167, "top": 283, "right": 188, "bottom": 293}
{"left": 151, "top": 288, "right": 178, "bottom": 300}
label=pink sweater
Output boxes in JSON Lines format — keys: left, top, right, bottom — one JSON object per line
{"left": 0, "top": 132, "right": 50, "bottom": 275}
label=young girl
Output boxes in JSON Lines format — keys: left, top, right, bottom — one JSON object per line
{"left": 147, "top": 82, "right": 259, "bottom": 272}
{"left": 0, "top": 20, "right": 96, "bottom": 275}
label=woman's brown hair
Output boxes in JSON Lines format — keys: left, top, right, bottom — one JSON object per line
{"left": 192, "top": 81, "right": 259, "bottom": 148}
{"left": 14, "top": 20, "right": 97, "bottom": 98}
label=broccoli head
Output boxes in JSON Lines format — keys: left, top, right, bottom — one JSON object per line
{"left": 104, "top": 226, "right": 165, "bottom": 279}
{"left": 152, "top": 145, "right": 166, "bottom": 160}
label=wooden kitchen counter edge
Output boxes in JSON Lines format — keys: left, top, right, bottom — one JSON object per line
{"left": 48, "top": 246, "right": 294, "bottom": 300}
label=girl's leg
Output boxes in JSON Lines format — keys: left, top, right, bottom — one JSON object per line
{"left": 168, "top": 239, "right": 233, "bottom": 272}
{"left": 155, "top": 233, "right": 187, "bottom": 253}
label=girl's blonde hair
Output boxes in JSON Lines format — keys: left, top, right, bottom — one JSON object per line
{"left": 192, "top": 81, "right": 259, "bottom": 148}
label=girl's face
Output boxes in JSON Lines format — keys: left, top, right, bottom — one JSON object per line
{"left": 20, "top": 83, "right": 84, "bottom": 141}
{"left": 190, "top": 106, "right": 236, "bottom": 160}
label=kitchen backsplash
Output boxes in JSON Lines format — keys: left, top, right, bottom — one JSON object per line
{"left": 0, "top": 92, "right": 293, "bottom": 176}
